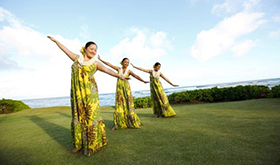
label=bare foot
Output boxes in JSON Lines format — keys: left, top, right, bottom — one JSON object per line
{"left": 111, "top": 127, "right": 116, "bottom": 131}
{"left": 72, "top": 148, "right": 78, "bottom": 153}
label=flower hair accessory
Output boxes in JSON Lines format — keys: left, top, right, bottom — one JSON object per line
{"left": 80, "top": 46, "right": 85, "bottom": 55}
{"left": 153, "top": 64, "right": 155, "bottom": 68}
{"left": 120, "top": 61, "right": 123, "bottom": 65}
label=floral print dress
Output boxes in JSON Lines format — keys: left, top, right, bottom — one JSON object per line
{"left": 70, "top": 56, "right": 107, "bottom": 156}
{"left": 113, "top": 68, "right": 142, "bottom": 129}
{"left": 150, "top": 70, "right": 176, "bottom": 117}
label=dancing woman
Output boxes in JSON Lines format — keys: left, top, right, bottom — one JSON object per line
{"left": 48, "top": 36, "right": 127, "bottom": 156}
{"left": 131, "top": 62, "right": 178, "bottom": 118}
{"left": 98, "top": 55, "right": 149, "bottom": 130}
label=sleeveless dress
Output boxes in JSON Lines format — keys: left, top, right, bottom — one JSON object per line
{"left": 113, "top": 68, "right": 142, "bottom": 129}
{"left": 70, "top": 56, "right": 107, "bottom": 156}
{"left": 150, "top": 70, "right": 176, "bottom": 117}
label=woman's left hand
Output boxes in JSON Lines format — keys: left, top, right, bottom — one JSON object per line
{"left": 97, "top": 55, "right": 102, "bottom": 61}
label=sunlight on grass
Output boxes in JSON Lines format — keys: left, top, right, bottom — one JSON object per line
{"left": 0, "top": 99, "right": 279, "bottom": 164}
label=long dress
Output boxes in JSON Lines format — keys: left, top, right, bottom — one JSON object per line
{"left": 150, "top": 70, "right": 176, "bottom": 117}
{"left": 70, "top": 56, "right": 107, "bottom": 156}
{"left": 113, "top": 68, "right": 142, "bottom": 129}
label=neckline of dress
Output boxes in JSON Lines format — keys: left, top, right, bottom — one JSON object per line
{"left": 78, "top": 55, "right": 95, "bottom": 66}
{"left": 120, "top": 67, "right": 129, "bottom": 77}
{"left": 152, "top": 70, "right": 160, "bottom": 78}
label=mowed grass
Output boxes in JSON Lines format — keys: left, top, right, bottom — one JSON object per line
{"left": 0, "top": 98, "right": 280, "bottom": 165}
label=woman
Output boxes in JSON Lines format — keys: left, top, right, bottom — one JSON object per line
{"left": 98, "top": 55, "right": 149, "bottom": 130}
{"left": 131, "top": 62, "right": 178, "bottom": 118}
{"left": 47, "top": 36, "right": 127, "bottom": 156}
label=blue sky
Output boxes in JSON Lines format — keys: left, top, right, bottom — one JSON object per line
{"left": 0, "top": 0, "right": 280, "bottom": 100}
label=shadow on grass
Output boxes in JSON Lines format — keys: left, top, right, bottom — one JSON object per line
{"left": 104, "top": 119, "right": 114, "bottom": 129}
{"left": 101, "top": 111, "right": 114, "bottom": 114}
{"left": 56, "top": 112, "right": 71, "bottom": 118}
{"left": 137, "top": 113, "right": 153, "bottom": 118}
{"left": 28, "top": 116, "right": 72, "bottom": 151}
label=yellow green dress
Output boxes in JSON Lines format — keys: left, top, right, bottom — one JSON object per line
{"left": 70, "top": 56, "right": 107, "bottom": 156}
{"left": 150, "top": 70, "right": 176, "bottom": 117}
{"left": 113, "top": 68, "right": 142, "bottom": 129}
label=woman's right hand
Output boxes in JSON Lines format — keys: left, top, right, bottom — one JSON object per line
{"left": 47, "top": 36, "right": 56, "bottom": 42}
{"left": 119, "top": 75, "right": 126, "bottom": 81}
{"left": 119, "top": 75, "right": 130, "bottom": 80}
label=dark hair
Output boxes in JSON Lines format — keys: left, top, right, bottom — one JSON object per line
{"left": 121, "top": 58, "right": 129, "bottom": 64}
{"left": 85, "top": 41, "right": 97, "bottom": 49}
{"left": 154, "top": 62, "right": 161, "bottom": 68}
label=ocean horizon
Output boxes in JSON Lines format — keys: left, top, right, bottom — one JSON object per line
{"left": 22, "top": 77, "right": 280, "bottom": 108}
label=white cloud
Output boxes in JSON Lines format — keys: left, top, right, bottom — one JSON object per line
{"left": 0, "top": 7, "right": 22, "bottom": 28}
{"left": 191, "top": 0, "right": 265, "bottom": 61}
{"left": 110, "top": 27, "right": 172, "bottom": 60}
{"left": 272, "top": 14, "right": 280, "bottom": 23}
{"left": 211, "top": 0, "right": 260, "bottom": 15}
{"left": 268, "top": 13, "right": 280, "bottom": 40}
{"left": 269, "top": 29, "right": 280, "bottom": 39}
{"left": 191, "top": 12, "right": 265, "bottom": 61}
{"left": 0, "top": 8, "right": 83, "bottom": 61}
{"left": 0, "top": 7, "right": 86, "bottom": 99}
{"left": 0, "top": 7, "right": 161, "bottom": 99}
{"left": 242, "top": 0, "right": 260, "bottom": 11}
{"left": 79, "top": 24, "right": 89, "bottom": 40}
{"left": 211, "top": 0, "right": 242, "bottom": 15}
{"left": 0, "top": 43, "right": 23, "bottom": 70}
{"left": 231, "top": 40, "right": 256, "bottom": 57}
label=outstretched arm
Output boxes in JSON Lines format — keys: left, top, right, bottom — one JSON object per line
{"left": 95, "top": 61, "right": 127, "bottom": 80}
{"left": 98, "top": 55, "right": 119, "bottom": 71}
{"left": 47, "top": 36, "right": 78, "bottom": 61}
{"left": 160, "top": 73, "right": 179, "bottom": 87}
{"left": 131, "top": 63, "right": 151, "bottom": 73}
{"left": 129, "top": 70, "right": 149, "bottom": 83}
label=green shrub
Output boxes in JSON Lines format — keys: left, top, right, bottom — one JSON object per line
{"left": 133, "top": 85, "right": 276, "bottom": 108}
{"left": 210, "top": 87, "right": 224, "bottom": 102}
{"left": 133, "top": 96, "right": 152, "bottom": 108}
{"left": 0, "top": 99, "right": 31, "bottom": 114}
{"left": 168, "top": 91, "right": 188, "bottom": 103}
{"left": 271, "top": 85, "right": 280, "bottom": 98}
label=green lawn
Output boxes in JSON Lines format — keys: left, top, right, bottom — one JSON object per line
{"left": 0, "top": 98, "right": 280, "bottom": 164}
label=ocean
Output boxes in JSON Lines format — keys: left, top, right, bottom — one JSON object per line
{"left": 22, "top": 78, "right": 280, "bottom": 108}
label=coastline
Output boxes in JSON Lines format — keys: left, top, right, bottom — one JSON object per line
{"left": 21, "top": 77, "right": 280, "bottom": 108}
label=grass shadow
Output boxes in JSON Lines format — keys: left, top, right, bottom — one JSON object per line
{"left": 101, "top": 111, "right": 114, "bottom": 114}
{"left": 56, "top": 112, "right": 71, "bottom": 118}
{"left": 104, "top": 119, "right": 114, "bottom": 129}
{"left": 28, "top": 116, "right": 72, "bottom": 150}
{"left": 137, "top": 113, "right": 153, "bottom": 118}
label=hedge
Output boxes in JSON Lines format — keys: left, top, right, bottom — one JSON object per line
{"left": 133, "top": 85, "right": 280, "bottom": 108}
{"left": 133, "top": 96, "right": 152, "bottom": 108}
{"left": 0, "top": 99, "right": 31, "bottom": 114}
